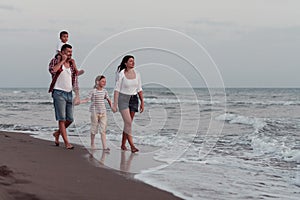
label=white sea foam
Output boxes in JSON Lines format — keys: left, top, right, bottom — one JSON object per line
{"left": 144, "top": 97, "right": 220, "bottom": 105}
{"left": 216, "top": 113, "right": 300, "bottom": 163}
{"left": 229, "top": 100, "right": 300, "bottom": 106}
{"left": 215, "top": 113, "right": 266, "bottom": 133}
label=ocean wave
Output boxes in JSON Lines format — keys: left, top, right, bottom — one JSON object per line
{"left": 228, "top": 100, "right": 300, "bottom": 106}
{"left": 215, "top": 114, "right": 300, "bottom": 163}
{"left": 0, "top": 101, "right": 53, "bottom": 105}
{"left": 0, "top": 124, "right": 55, "bottom": 133}
{"left": 144, "top": 97, "right": 220, "bottom": 105}
{"left": 215, "top": 113, "right": 266, "bottom": 133}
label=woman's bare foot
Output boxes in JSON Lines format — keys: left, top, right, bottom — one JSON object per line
{"left": 131, "top": 147, "right": 139, "bottom": 153}
{"left": 103, "top": 147, "right": 110, "bottom": 152}
{"left": 121, "top": 145, "right": 128, "bottom": 151}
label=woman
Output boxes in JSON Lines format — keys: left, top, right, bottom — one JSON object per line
{"left": 112, "top": 55, "right": 144, "bottom": 153}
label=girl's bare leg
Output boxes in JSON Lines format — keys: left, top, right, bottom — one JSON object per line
{"left": 91, "top": 134, "right": 96, "bottom": 149}
{"left": 100, "top": 132, "right": 109, "bottom": 150}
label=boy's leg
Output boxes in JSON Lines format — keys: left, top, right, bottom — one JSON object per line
{"left": 78, "top": 69, "right": 84, "bottom": 76}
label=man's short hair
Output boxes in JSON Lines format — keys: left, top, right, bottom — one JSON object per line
{"left": 61, "top": 44, "right": 72, "bottom": 52}
{"left": 59, "top": 31, "right": 68, "bottom": 38}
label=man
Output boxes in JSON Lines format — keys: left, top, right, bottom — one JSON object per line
{"left": 48, "top": 44, "right": 80, "bottom": 149}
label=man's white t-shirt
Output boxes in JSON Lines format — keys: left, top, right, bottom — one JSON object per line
{"left": 54, "top": 65, "right": 72, "bottom": 92}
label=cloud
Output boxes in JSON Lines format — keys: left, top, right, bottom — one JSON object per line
{"left": 0, "top": 4, "right": 17, "bottom": 11}
{"left": 47, "top": 19, "right": 85, "bottom": 26}
{"left": 0, "top": 28, "right": 55, "bottom": 33}
{"left": 188, "top": 19, "right": 236, "bottom": 27}
{"left": 0, "top": 28, "right": 30, "bottom": 32}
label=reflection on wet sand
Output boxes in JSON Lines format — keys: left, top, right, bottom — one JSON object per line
{"left": 120, "top": 151, "right": 135, "bottom": 172}
{"left": 86, "top": 145, "right": 166, "bottom": 174}
{"left": 87, "top": 149, "right": 136, "bottom": 173}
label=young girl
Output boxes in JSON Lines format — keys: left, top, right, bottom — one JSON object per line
{"left": 80, "top": 75, "right": 112, "bottom": 150}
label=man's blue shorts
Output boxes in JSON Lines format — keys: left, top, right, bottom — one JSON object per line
{"left": 52, "top": 89, "right": 74, "bottom": 121}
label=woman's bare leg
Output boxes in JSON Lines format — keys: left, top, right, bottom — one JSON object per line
{"left": 120, "top": 108, "right": 132, "bottom": 149}
{"left": 121, "top": 132, "right": 127, "bottom": 150}
{"left": 127, "top": 111, "right": 138, "bottom": 152}
{"left": 120, "top": 109, "right": 138, "bottom": 152}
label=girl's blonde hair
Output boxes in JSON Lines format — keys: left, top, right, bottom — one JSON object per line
{"left": 94, "top": 75, "right": 105, "bottom": 88}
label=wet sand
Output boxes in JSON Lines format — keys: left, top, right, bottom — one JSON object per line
{"left": 0, "top": 131, "right": 181, "bottom": 200}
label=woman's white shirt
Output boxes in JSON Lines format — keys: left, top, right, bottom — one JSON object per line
{"left": 114, "top": 69, "right": 142, "bottom": 95}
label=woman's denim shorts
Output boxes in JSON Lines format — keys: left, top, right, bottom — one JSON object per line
{"left": 118, "top": 93, "right": 139, "bottom": 112}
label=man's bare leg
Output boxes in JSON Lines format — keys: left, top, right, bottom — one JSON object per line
{"left": 53, "top": 121, "right": 72, "bottom": 146}
{"left": 58, "top": 120, "right": 73, "bottom": 149}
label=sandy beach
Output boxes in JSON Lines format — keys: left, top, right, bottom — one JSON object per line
{"left": 0, "top": 131, "right": 181, "bottom": 200}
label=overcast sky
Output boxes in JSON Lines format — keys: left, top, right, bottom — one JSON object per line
{"left": 1, "top": 0, "right": 300, "bottom": 88}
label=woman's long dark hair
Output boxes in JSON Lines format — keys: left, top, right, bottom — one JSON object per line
{"left": 117, "top": 55, "right": 134, "bottom": 72}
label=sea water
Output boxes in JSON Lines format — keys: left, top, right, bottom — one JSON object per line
{"left": 0, "top": 88, "right": 299, "bottom": 199}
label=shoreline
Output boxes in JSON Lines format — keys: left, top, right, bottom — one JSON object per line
{"left": 0, "top": 131, "right": 181, "bottom": 200}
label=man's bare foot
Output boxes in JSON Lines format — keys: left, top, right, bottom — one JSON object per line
{"left": 52, "top": 131, "right": 60, "bottom": 146}
{"left": 66, "top": 144, "right": 74, "bottom": 150}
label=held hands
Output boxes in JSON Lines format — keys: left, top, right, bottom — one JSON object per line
{"left": 111, "top": 104, "right": 117, "bottom": 113}
{"left": 73, "top": 96, "right": 80, "bottom": 106}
